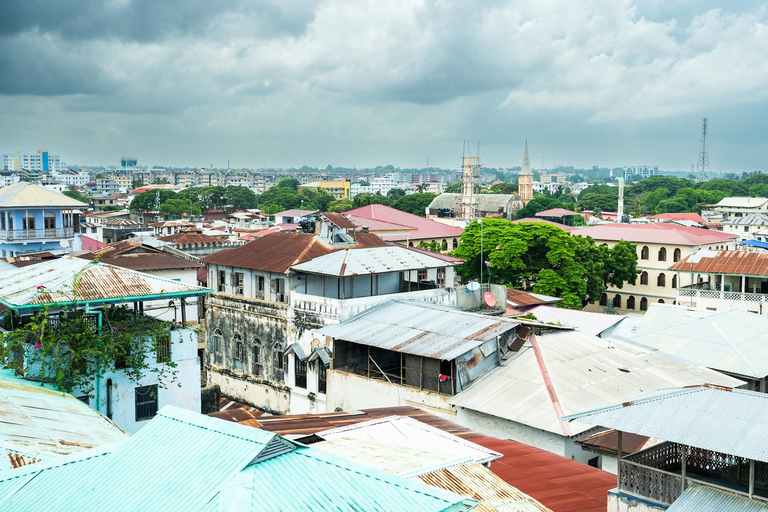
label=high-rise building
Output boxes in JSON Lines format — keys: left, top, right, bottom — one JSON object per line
{"left": 3, "top": 150, "right": 61, "bottom": 173}
{"left": 121, "top": 157, "right": 138, "bottom": 168}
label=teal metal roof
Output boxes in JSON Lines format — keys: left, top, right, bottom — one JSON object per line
{"left": 666, "top": 484, "right": 768, "bottom": 512}
{"left": 0, "top": 406, "right": 474, "bottom": 512}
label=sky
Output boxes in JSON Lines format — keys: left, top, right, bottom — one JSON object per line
{"left": 1, "top": 0, "right": 767, "bottom": 172}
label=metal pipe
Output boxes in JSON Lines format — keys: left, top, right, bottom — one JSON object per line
{"left": 750, "top": 459, "right": 755, "bottom": 498}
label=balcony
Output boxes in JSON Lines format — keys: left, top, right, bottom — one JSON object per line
{"left": 677, "top": 284, "right": 768, "bottom": 315}
{"left": 619, "top": 442, "right": 768, "bottom": 506}
{"left": 0, "top": 228, "right": 75, "bottom": 241}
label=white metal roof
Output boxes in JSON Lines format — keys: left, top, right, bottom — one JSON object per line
{"left": 666, "top": 483, "right": 768, "bottom": 512}
{"left": 291, "top": 246, "right": 454, "bottom": 277}
{"left": 0, "top": 182, "right": 88, "bottom": 208}
{"left": 317, "top": 300, "right": 518, "bottom": 361}
{"left": 449, "top": 330, "right": 744, "bottom": 437}
{"left": 627, "top": 304, "right": 768, "bottom": 379}
{"left": 314, "top": 415, "right": 502, "bottom": 465}
{"left": 562, "top": 385, "right": 768, "bottom": 463}
{"left": 522, "top": 305, "right": 626, "bottom": 336}
{"left": 716, "top": 197, "right": 768, "bottom": 208}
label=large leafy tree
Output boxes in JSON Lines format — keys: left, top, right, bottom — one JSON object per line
{"left": 129, "top": 190, "right": 178, "bottom": 212}
{"left": 63, "top": 189, "right": 90, "bottom": 205}
{"left": 453, "top": 219, "right": 638, "bottom": 309}
{"left": 224, "top": 186, "right": 257, "bottom": 211}
{"left": 159, "top": 198, "right": 201, "bottom": 217}
{"left": 392, "top": 193, "right": 437, "bottom": 216}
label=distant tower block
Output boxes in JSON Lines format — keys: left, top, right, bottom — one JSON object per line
{"left": 518, "top": 140, "right": 534, "bottom": 204}
{"left": 698, "top": 118, "right": 709, "bottom": 182}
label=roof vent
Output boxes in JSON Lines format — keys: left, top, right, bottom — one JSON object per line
{"left": 618, "top": 366, "right": 630, "bottom": 373}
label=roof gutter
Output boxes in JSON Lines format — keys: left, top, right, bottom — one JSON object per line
{"left": 1, "top": 289, "right": 211, "bottom": 312}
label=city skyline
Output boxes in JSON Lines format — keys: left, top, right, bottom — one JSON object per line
{"left": 1, "top": 0, "right": 767, "bottom": 171}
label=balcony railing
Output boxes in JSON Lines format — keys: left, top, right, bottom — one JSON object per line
{"left": 0, "top": 228, "right": 74, "bottom": 241}
{"left": 678, "top": 287, "right": 768, "bottom": 303}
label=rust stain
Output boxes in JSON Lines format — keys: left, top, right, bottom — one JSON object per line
{"left": 621, "top": 401, "right": 635, "bottom": 407}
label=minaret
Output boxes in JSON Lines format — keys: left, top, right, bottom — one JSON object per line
{"left": 518, "top": 140, "right": 534, "bottom": 204}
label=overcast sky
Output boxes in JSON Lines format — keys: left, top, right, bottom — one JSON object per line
{"left": 1, "top": 0, "right": 767, "bottom": 171}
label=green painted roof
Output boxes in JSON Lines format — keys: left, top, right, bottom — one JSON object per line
{"left": 0, "top": 406, "right": 474, "bottom": 512}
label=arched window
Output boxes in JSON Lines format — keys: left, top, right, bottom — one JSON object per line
{"left": 658, "top": 247, "right": 667, "bottom": 261}
{"left": 599, "top": 293, "right": 607, "bottom": 306}
{"left": 626, "top": 296, "right": 636, "bottom": 310}
{"left": 452, "top": 238, "right": 459, "bottom": 250}
{"left": 671, "top": 275, "right": 677, "bottom": 289}
{"left": 273, "top": 344, "right": 285, "bottom": 371}
{"left": 613, "top": 294, "right": 621, "bottom": 308}
{"left": 640, "top": 271, "right": 648, "bottom": 285}
{"left": 673, "top": 248, "right": 681, "bottom": 262}
{"left": 252, "top": 339, "right": 262, "bottom": 375}
{"left": 658, "top": 299, "right": 665, "bottom": 304}
{"left": 657, "top": 273, "right": 666, "bottom": 287}
{"left": 641, "top": 246, "right": 649, "bottom": 260}
{"left": 640, "top": 297, "right": 648, "bottom": 311}
{"left": 441, "top": 239, "right": 448, "bottom": 251}
{"left": 210, "top": 328, "right": 222, "bottom": 353}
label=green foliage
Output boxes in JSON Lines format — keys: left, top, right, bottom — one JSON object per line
{"left": 453, "top": 220, "right": 638, "bottom": 308}
{"left": 129, "top": 190, "right": 179, "bottom": 212}
{"left": 353, "top": 193, "right": 392, "bottom": 208}
{"left": 1, "top": 299, "right": 179, "bottom": 396}
{"left": 514, "top": 195, "right": 576, "bottom": 220}
{"left": 257, "top": 187, "right": 308, "bottom": 211}
{"left": 277, "top": 178, "right": 300, "bottom": 190}
{"left": 300, "top": 187, "right": 334, "bottom": 212}
{"left": 224, "top": 185, "right": 257, "bottom": 211}
{"left": 392, "top": 193, "right": 437, "bottom": 216}
{"left": 159, "top": 198, "right": 201, "bottom": 217}
{"left": 418, "top": 240, "right": 442, "bottom": 252}
{"left": 328, "top": 199, "right": 353, "bottom": 212}
{"left": 387, "top": 188, "right": 406, "bottom": 200}
{"left": 444, "top": 182, "right": 462, "bottom": 193}
{"left": 63, "top": 189, "right": 90, "bottom": 205}
{"left": 489, "top": 183, "right": 518, "bottom": 194}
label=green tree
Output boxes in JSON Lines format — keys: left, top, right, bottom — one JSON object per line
{"left": 63, "top": 189, "right": 90, "bottom": 205}
{"left": 276, "top": 178, "right": 300, "bottom": 190}
{"left": 392, "top": 193, "right": 437, "bottom": 216}
{"left": 328, "top": 199, "right": 353, "bottom": 212}
{"left": 129, "top": 190, "right": 178, "bottom": 212}
{"left": 131, "top": 178, "right": 144, "bottom": 190}
{"left": 514, "top": 195, "right": 575, "bottom": 219}
{"left": 159, "top": 198, "right": 201, "bottom": 217}
{"left": 300, "top": 187, "right": 334, "bottom": 212}
{"left": 387, "top": 188, "right": 406, "bottom": 200}
{"left": 352, "top": 193, "right": 392, "bottom": 208}
{"left": 256, "top": 187, "right": 307, "bottom": 211}
{"left": 444, "top": 183, "right": 462, "bottom": 193}
{"left": 224, "top": 186, "right": 257, "bottom": 211}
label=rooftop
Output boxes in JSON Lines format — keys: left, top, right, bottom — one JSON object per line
{"left": 520, "top": 305, "right": 626, "bottom": 337}
{"left": 647, "top": 212, "right": 707, "bottom": 224}
{"left": 201, "top": 230, "right": 387, "bottom": 274}
{"left": 344, "top": 204, "right": 464, "bottom": 241}
{"left": 563, "top": 385, "right": 768, "bottom": 463}
{"left": 0, "top": 256, "right": 209, "bottom": 310}
{"left": 158, "top": 233, "right": 227, "bottom": 245}
{"left": 322, "top": 212, "right": 356, "bottom": 229}
{"left": 535, "top": 208, "right": 580, "bottom": 218}
{"left": 0, "top": 182, "right": 88, "bottom": 208}
{"left": 724, "top": 213, "right": 768, "bottom": 226}
{"left": 573, "top": 223, "right": 737, "bottom": 245}
{"left": 427, "top": 193, "right": 522, "bottom": 213}
{"left": 669, "top": 250, "right": 768, "bottom": 276}
{"left": 506, "top": 289, "right": 562, "bottom": 308}
{"left": 666, "top": 483, "right": 768, "bottom": 512}
{"left": 714, "top": 196, "right": 768, "bottom": 208}
{"left": 318, "top": 300, "right": 518, "bottom": 360}
{"left": 449, "top": 330, "right": 743, "bottom": 437}
{"left": 290, "top": 245, "right": 457, "bottom": 277}
{"left": 78, "top": 241, "right": 203, "bottom": 272}
{"left": 275, "top": 209, "right": 319, "bottom": 218}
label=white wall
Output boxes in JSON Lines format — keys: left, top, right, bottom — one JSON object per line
{"left": 607, "top": 490, "right": 667, "bottom": 512}
{"left": 143, "top": 268, "right": 201, "bottom": 323}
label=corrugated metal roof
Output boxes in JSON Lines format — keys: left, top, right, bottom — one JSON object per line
{"left": 206, "top": 443, "right": 476, "bottom": 512}
{"left": 78, "top": 240, "right": 203, "bottom": 271}
{"left": 666, "top": 483, "right": 768, "bottom": 512}
{"left": 627, "top": 304, "right": 768, "bottom": 378}
{"left": 716, "top": 197, "right": 768, "bottom": 208}
{"left": 450, "top": 330, "right": 744, "bottom": 436}
{"left": 291, "top": 246, "right": 455, "bottom": 277}
{"left": 0, "top": 370, "right": 127, "bottom": 469}
{"left": 0, "top": 256, "right": 209, "bottom": 309}
{"left": 345, "top": 204, "right": 464, "bottom": 240}
{"left": 562, "top": 385, "right": 768, "bottom": 463}
{"left": 322, "top": 212, "right": 356, "bottom": 229}
{"left": 647, "top": 212, "right": 707, "bottom": 224}
{"left": 669, "top": 250, "right": 768, "bottom": 276}
{"left": 534, "top": 208, "right": 579, "bottom": 217}
{"left": 201, "top": 231, "right": 387, "bottom": 273}
{"left": 0, "top": 182, "right": 88, "bottom": 208}
{"left": 159, "top": 233, "right": 227, "bottom": 245}
{"left": 414, "top": 461, "right": 552, "bottom": 512}
{"left": 315, "top": 415, "right": 501, "bottom": 465}
{"left": 318, "top": 300, "right": 518, "bottom": 360}
{"left": 521, "top": 305, "right": 625, "bottom": 336}
{"left": 574, "top": 223, "right": 737, "bottom": 245}
{"left": 724, "top": 213, "right": 768, "bottom": 226}
{"left": 505, "top": 289, "right": 561, "bottom": 308}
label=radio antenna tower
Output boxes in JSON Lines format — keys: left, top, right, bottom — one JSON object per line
{"left": 698, "top": 118, "right": 709, "bottom": 182}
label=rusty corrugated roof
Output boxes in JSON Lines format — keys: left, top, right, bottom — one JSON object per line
{"left": 159, "top": 233, "right": 226, "bottom": 245}
{"left": 506, "top": 288, "right": 561, "bottom": 307}
{"left": 78, "top": 241, "right": 202, "bottom": 271}
{"left": 575, "top": 429, "right": 652, "bottom": 455}
{"left": 201, "top": 231, "right": 387, "bottom": 274}
{"left": 669, "top": 250, "right": 768, "bottom": 276}
{"left": 323, "top": 212, "right": 356, "bottom": 229}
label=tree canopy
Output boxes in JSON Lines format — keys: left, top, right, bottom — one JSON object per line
{"left": 453, "top": 219, "right": 638, "bottom": 309}
{"left": 129, "top": 190, "right": 179, "bottom": 212}
{"left": 63, "top": 188, "right": 90, "bottom": 205}
{"left": 391, "top": 193, "right": 437, "bottom": 216}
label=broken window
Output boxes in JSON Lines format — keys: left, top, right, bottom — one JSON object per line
{"left": 210, "top": 328, "right": 222, "bottom": 353}
{"left": 233, "top": 334, "right": 243, "bottom": 371}
{"left": 252, "top": 339, "right": 262, "bottom": 376}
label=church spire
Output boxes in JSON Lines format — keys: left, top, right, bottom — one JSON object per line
{"left": 520, "top": 139, "right": 533, "bottom": 176}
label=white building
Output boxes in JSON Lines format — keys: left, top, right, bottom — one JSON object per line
{"left": 3, "top": 150, "right": 62, "bottom": 173}
{"left": 51, "top": 169, "right": 90, "bottom": 187}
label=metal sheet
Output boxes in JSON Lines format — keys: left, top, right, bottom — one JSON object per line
{"left": 450, "top": 330, "right": 745, "bottom": 436}
{"left": 319, "top": 300, "right": 518, "bottom": 361}
{"left": 522, "top": 305, "right": 625, "bottom": 336}
{"left": 563, "top": 386, "right": 768, "bottom": 463}
{"left": 0, "top": 182, "right": 87, "bottom": 208}
{"left": 291, "top": 245, "right": 456, "bottom": 277}
{"left": 666, "top": 483, "right": 768, "bottom": 512}
{"left": 670, "top": 250, "right": 768, "bottom": 276}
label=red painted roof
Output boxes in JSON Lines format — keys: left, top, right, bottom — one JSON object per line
{"left": 344, "top": 204, "right": 463, "bottom": 240}
{"left": 647, "top": 212, "right": 706, "bottom": 224}
{"left": 535, "top": 208, "right": 579, "bottom": 217}
{"left": 81, "top": 235, "right": 107, "bottom": 252}
{"left": 344, "top": 215, "right": 418, "bottom": 233}
{"left": 473, "top": 437, "right": 615, "bottom": 512}
{"left": 574, "top": 222, "right": 737, "bottom": 245}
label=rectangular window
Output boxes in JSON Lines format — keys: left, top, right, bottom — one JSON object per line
{"left": 437, "top": 268, "right": 446, "bottom": 287}
{"left": 234, "top": 272, "right": 244, "bottom": 295}
{"left": 275, "top": 279, "right": 286, "bottom": 302}
{"left": 156, "top": 335, "right": 171, "bottom": 363}
{"left": 217, "top": 270, "right": 226, "bottom": 292}
{"left": 44, "top": 215, "right": 55, "bottom": 229}
{"left": 417, "top": 269, "right": 427, "bottom": 281}
{"left": 252, "top": 346, "right": 262, "bottom": 376}
{"left": 258, "top": 276, "right": 265, "bottom": 292}
{"left": 275, "top": 349, "right": 284, "bottom": 371}
{"left": 135, "top": 385, "right": 158, "bottom": 422}
{"left": 318, "top": 363, "right": 327, "bottom": 394}
{"left": 295, "top": 358, "right": 307, "bottom": 389}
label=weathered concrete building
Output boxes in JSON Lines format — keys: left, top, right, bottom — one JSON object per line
{"left": 201, "top": 217, "right": 467, "bottom": 414}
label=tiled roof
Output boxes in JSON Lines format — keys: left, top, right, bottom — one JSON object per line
{"left": 201, "top": 231, "right": 387, "bottom": 273}
{"left": 472, "top": 437, "right": 616, "bottom": 512}
{"left": 669, "top": 250, "right": 768, "bottom": 276}
{"left": 574, "top": 223, "right": 737, "bottom": 245}
{"left": 344, "top": 204, "right": 463, "bottom": 240}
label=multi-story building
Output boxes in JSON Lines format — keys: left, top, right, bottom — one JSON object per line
{"left": 701, "top": 197, "right": 768, "bottom": 224}
{"left": 0, "top": 172, "right": 20, "bottom": 188}
{"left": 540, "top": 172, "right": 567, "bottom": 184}
{"left": 0, "top": 182, "right": 88, "bottom": 257}
{"left": 576, "top": 223, "right": 738, "bottom": 314}
{"left": 51, "top": 169, "right": 90, "bottom": 187}
{"left": 350, "top": 181, "right": 371, "bottom": 197}
{"left": 300, "top": 180, "right": 351, "bottom": 200}
{"left": 3, "top": 150, "right": 62, "bottom": 173}
{"left": 120, "top": 157, "right": 138, "bottom": 168}
{"left": 622, "top": 165, "right": 659, "bottom": 180}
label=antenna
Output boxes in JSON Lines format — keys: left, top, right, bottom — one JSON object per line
{"left": 698, "top": 118, "right": 709, "bottom": 182}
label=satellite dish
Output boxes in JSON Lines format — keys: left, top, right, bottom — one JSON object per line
{"left": 467, "top": 281, "right": 480, "bottom": 292}
{"left": 60, "top": 240, "right": 69, "bottom": 248}
{"left": 483, "top": 292, "right": 497, "bottom": 307}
